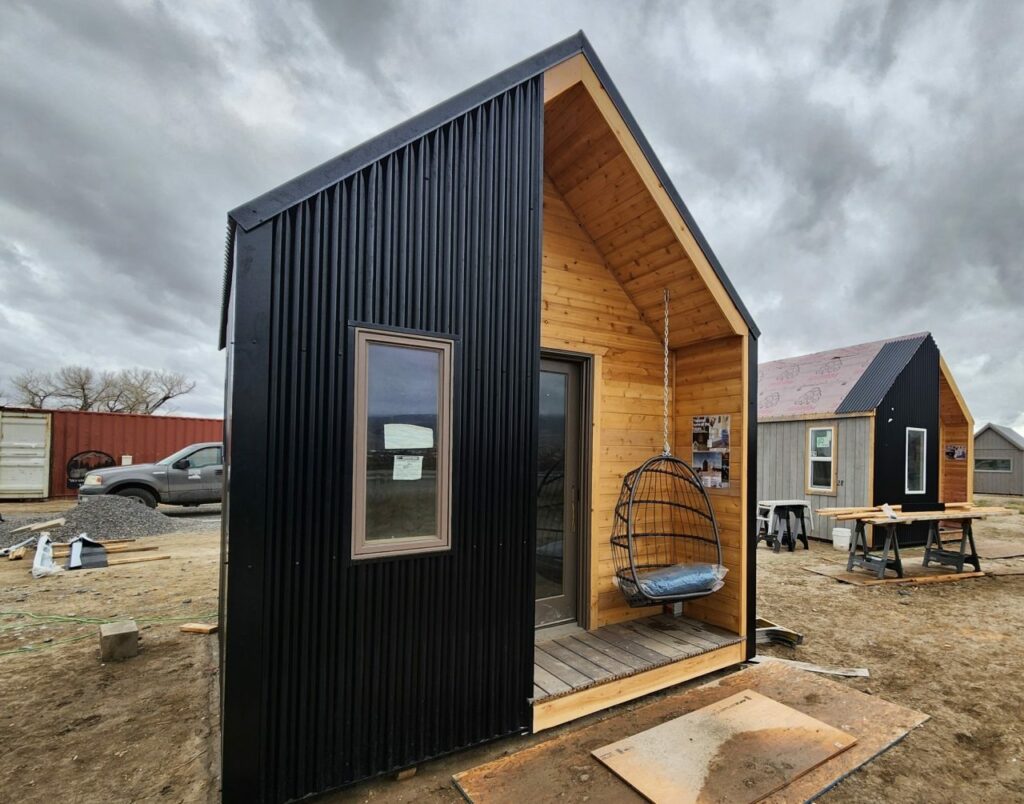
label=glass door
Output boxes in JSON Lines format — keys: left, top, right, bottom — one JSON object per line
{"left": 535, "top": 358, "right": 581, "bottom": 628}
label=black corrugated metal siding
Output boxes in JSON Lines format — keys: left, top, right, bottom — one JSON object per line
{"left": 872, "top": 336, "right": 939, "bottom": 547}
{"left": 221, "top": 77, "right": 543, "bottom": 803}
{"left": 836, "top": 334, "right": 928, "bottom": 414}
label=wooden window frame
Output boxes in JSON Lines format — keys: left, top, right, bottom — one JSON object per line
{"left": 975, "top": 457, "right": 1012, "bottom": 473}
{"left": 351, "top": 328, "right": 453, "bottom": 560}
{"left": 806, "top": 425, "right": 837, "bottom": 496}
{"left": 905, "top": 427, "right": 927, "bottom": 495}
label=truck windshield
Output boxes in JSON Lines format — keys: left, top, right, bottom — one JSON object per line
{"left": 157, "top": 446, "right": 199, "bottom": 466}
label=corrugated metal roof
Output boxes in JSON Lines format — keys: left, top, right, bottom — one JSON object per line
{"left": 757, "top": 333, "right": 929, "bottom": 420}
{"left": 977, "top": 422, "right": 1024, "bottom": 451}
{"left": 835, "top": 333, "right": 931, "bottom": 414}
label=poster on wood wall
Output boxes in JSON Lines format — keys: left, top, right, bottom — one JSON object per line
{"left": 692, "top": 415, "right": 730, "bottom": 488}
{"left": 944, "top": 444, "right": 967, "bottom": 461}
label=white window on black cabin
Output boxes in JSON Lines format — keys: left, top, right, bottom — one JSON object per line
{"left": 905, "top": 427, "right": 927, "bottom": 494}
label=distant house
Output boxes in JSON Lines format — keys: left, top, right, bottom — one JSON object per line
{"left": 757, "top": 333, "right": 973, "bottom": 543}
{"left": 974, "top": 423, "right": 1024, "bottom": 496}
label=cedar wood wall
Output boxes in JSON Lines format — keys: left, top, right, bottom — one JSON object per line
{"left": 540, "top": 175, "right": 746, "bottom": 634}
{"left": 939, "top": 370, "right": 970, "bottom": 502}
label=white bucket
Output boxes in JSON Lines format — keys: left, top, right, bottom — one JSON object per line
{"left": 832, "top": 527, "right": 851, "bottom": 552}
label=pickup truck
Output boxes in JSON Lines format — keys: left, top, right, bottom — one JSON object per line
{"left": 78, "top": 442, "right": 223, "bottom": 508}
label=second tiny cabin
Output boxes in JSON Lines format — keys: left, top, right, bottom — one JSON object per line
{"left": 757, "top": 333, "right": 973, "bottom": 545}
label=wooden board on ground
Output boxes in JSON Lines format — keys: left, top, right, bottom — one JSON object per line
{"left": 52, "top": 543, "right": 156, "bottom": 557}
{"left": 452, "top": 662, "right": 928, "bottom": 804}
{"left": 9, "top": 518, "right": 66, "bottom": 534}
{"left": 591, "top": 689, "right": 856, "bottom": 803}
{"left": 100, "top": 555, "right": 169, "bottom": 567}
{"left": 179, "top": 622, "right": 218, "bottom": 634}
{"left": 969, "top": 538, "right": 1024, "bottom": 560}
{"left": 805, "top": 562, "right": 985, "bottom": 587}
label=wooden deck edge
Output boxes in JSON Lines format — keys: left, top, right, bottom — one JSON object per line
{"left": 532, "top": 631, "right": 741, "bottom": 704}
{"left": 531, "top": 641, "right": 745, "bottom": 732}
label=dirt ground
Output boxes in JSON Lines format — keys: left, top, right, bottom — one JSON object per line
{"left": 1, "top": 500, "right": 1023, "bottom": 803}
{"left": 0, "top": 526, "right": 221, "bottom": 804}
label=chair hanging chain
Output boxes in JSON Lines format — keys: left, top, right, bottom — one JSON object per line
{"left": 662, "top": 288, "right": 670, "bottom": 456}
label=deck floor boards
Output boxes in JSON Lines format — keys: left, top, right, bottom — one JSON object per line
{"left": 533, "top": 614, "right": 743, "bottom": 702}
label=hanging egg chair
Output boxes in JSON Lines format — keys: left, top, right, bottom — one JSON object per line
{"left": 610, "top": 291, "right": 728, "bottom": 607}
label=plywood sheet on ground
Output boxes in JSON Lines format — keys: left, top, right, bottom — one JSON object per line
{"left": 895, "top": 536, "right": 1024, "bottom": 560}
{"left": 805, "top": 562, "right": 985, "bottom": 586}
{"left": 967, "top": 538, "right": 1024, "bottom": 560}
{"left": 452, "top": 662, "right": 928, "bottom": 803}
{"left": 591, "top": 689, "right": 856, "bottom": 803}
{"left": 985, "top": 560, "right": 1024, "bottom": 577}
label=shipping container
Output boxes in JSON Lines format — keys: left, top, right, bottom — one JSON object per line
{"left": 0, "top": 407, "right": 222, "bottom": 499}
{"left": 0, "top": 409, "right": 50, "bottom": 499}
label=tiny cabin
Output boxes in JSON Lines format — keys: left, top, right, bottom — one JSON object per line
{"left": 218, "top": 33, "right": 758, "bottom": 803}
{"left": 757, "top": 333, "right": 973, "bottom": 546}
{"left": 973, "top": 423, "right": 1024, "bottom": 496}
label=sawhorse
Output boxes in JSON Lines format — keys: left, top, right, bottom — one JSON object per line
{"left": 923, "top": 519, "right": 981, "bottom": 573}
{"left": 847, "top": 519, "right": 904, "bottom": 579}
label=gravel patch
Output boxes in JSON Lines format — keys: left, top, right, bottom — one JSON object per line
{"left": 0, "top": 496, "right": 186, "bottom": 548}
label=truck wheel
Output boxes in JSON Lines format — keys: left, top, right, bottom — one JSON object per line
{"left": 115, "top": 488, "right": 158, "bottom": 508}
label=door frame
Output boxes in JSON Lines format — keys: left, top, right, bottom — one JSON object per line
{"left": 538, "top": 350, "right": 593, "bottom": 631}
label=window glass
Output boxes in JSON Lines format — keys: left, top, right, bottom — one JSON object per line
{"left": 365, "top": 343, "right": 440, "bottom": 542}
{"left": 811, "top": 460, "right": 832, "bottom": 488}
{"left": 807, "top": 427, "right": 834, "bottom": 491}
{"left": 975, "top": 458, "right": 1012, "bottom": 472}
{"left": 810, "top": 429, "right": 832, "bottom": 459}
{"left": 188, "top": 447, "right": 221, "bottom": 469}
{"left": 352, "top": 329, "right": 453, "bottom": 558}
{"left": 906, "top": 428, "right": 926, "bottom": 493}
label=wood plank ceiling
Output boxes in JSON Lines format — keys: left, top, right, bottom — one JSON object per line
{"left": 543, "top": 83, "right": 735, "bottom": 347}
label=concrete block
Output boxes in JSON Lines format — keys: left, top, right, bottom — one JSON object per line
{"left": 99, "top": 620, "right": 139, "bottom": 662}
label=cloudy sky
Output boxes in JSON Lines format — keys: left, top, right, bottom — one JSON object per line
{"left": 1, "top": 0, "right": 1021, "bottom": 432}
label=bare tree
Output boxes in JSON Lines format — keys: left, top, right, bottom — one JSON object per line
{"left": 52, "top": 366, "right": 118, "bottom": 411}
{"left": 116, "top": 368, "right": 196, "bottom": 414}
{"left": 11, "top": 370, "right": 58, "bottom": 408}
{"left": 9, "top": 366, "right": 196, "bottom": 414}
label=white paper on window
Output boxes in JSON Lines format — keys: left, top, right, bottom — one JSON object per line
{"left": 384, "top": 423, "right": 434, "bottom": 450}
{"left": 392, "top": 455, "right": 424, "bottom": 480}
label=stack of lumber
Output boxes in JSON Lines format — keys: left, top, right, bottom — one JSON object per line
{"left": 815, "top": 503, "right": 1012, "bottom": 523}
{"left": 8, "top": 538, "right": 169, "bottom": 566}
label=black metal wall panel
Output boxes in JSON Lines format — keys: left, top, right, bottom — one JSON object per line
{"left": 221, "top": 77, "right": 543, "bottom": 803}
{"left": 872, "top": 336, "right": 940, "bottom": 546}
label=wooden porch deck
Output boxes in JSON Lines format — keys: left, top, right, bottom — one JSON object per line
{"left": 533, "top": 613, "right": 743, "bottom": 703}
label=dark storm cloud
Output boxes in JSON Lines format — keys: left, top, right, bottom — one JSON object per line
{"left": 1, "top": 0, "right": 1021, "bottom": 431}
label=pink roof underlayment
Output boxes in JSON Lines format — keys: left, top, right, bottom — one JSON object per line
{"left": 757, "top": 333, "right": 927, "bottom": 421}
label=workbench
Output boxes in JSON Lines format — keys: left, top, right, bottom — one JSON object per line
{"left": 757, "top": 500, "right": 812, "bottom": 553}
{"left": 846, "top": 510, "right": 984, "bottom": 579}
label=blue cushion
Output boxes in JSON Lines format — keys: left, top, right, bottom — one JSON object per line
{"left": 622, "top": 563, "right": 726, "bottom": 599}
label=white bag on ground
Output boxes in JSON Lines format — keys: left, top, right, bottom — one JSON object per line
{"left": 31, "top": 533, "right": 64, "bottom": 578}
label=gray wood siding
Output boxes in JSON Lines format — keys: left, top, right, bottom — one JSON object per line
{"left": 757, "top": 417, "right": 872, "bottom": 539}
{"left": 974, "top": 428, "right": 1024, "bottom": 495}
